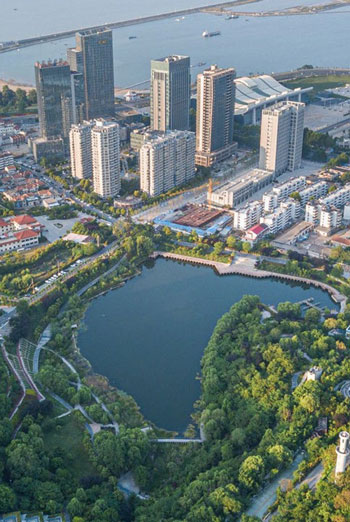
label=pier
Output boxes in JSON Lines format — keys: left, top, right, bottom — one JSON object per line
{"left": 151, "top": 251, "right": 347, "bottom": 312}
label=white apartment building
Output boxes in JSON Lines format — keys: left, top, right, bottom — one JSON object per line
{"left": 259, "top": 101, "right": 305, "bottom": 175}
{"left": 0, "top": 152, "right": 14, "bottom": 170}
{"left": 305, "top": 201, "right": 319, "bottom": 224}
{"left": 319, "top": 205, "right": 342, "bottom": 231}
{"left": 299, "top": 181, "right": 328, "bottom": 206}
{"left": 140, "top": 130, "right": 195, "bottom": 197}
{"left": 69, "top": 121, "right": 94, "bottom": 179}
{"left": 260, "top": 199, "right": 300, "bottom": 234}
{"left": 319, "top": 184, "right": 350, "bottom": 209}
{"left": 232, "top": 201, "right": 263, "bottom": 230}
{"left": 92, "top": 120, "right": 120, "bottom": 198}
{"left": 262, "top": 176, "right": 306, "bottom": 212}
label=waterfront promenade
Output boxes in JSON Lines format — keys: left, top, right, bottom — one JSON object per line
{"left": 151, "top": 251, "right": 347, "bottom": 311}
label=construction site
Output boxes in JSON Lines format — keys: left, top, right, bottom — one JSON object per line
{"left": 154, "top": 203, "right": 232, "bottom": 237}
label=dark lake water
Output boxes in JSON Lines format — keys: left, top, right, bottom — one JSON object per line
{"left": 78, "top": 258, "right": 336, "bottom": 433}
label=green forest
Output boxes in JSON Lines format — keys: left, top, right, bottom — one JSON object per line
{"left": 1, "top": 290, "right": 350, "bottom": 520}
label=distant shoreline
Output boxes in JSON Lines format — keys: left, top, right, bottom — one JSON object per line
{"left": 0, "top": 78, "right": 34, "bottom": 92}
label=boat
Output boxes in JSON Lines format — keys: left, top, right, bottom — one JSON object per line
{"left": 226, "top": 14, "right": 239, "bottom": 19}
{"left": 128, "top": 36, "right": 137, "bottom": 40}
{"left": 202, "top": 30, "right": 221, "bottom": 38}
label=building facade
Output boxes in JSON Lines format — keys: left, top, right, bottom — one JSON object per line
{"left": 195, "top": 65, "right": 236, "bottom": 167}
{"left": 150, "top": 55, "right": 190, "bottom": 132}
{"left": 140, "top": 131, "right": 195, "bottom": 197}
{"left": 69, "top": 121, "right": 94, "bottom": 179}
{"left": 35, "top": 60, "right": 73, "bottom": 139}
{"left": 232, "top": 201, "right": 263, "bottom": 230}
{"left": 71, "top": 29, "right": 115, "bottom": 120}
{"left": 259, "top": 101, "right": 305, "bottom": 175}
{"left": 92, "top": 120, "right": 120, "bottom": 198}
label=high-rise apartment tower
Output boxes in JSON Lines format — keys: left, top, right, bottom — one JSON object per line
{"left": 259, "top": 101, "right": 305, "bottom": 175}
{"left": 69, "top": 121, "right": 94, "bottom": 179}
{"left": 195, "top": 65, "right": 236, "bottom": 167}
{"left": 150, "top": 55, "right": 191, "bottom": 132}
{"left": 92, "top": 120, "right": 120, "bottom": 198}
{"left": 140, "top": 130, "right": 195, "bottom": 196}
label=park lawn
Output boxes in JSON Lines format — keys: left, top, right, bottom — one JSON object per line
{"left": 282, "top": 74, "right": 350, "bottom": 95}
{"left": 43, "top": 414, "right": 98, "bottom": 481}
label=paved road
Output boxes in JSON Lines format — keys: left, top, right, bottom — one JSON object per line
{"left": 246, "top": 453, "right": 304, "bottom": 520}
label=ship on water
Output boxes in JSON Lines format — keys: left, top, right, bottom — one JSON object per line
{"left": 202, "top": 30, "right": 221, "bottom": 37}
{"left": 226, "top": 14, "right": 239, "bottom": 19}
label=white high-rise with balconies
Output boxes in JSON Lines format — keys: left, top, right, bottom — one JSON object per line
{"left": 259, "top": 101, "right": 305, "bottom": 175}
{"left": 140, "top": 130, "right": 195, "bottom": 197}
{"left": 69, "top": 121, "right": 94, "bottom": 179}
{"left": 91, "top": 120, "right": 120, "bottom": 198}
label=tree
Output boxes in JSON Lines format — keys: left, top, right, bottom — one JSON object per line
{"left": 213, "top": 241, "right": 224, "bottom": 256}
{"left": 239, "top": 456, "right": 265, "bottom": 490}
{"left": 0, "top": 485, "right": 16, "bottom": 512}
{"left": 67, "top": 497, "right": 83, "bottom": 517}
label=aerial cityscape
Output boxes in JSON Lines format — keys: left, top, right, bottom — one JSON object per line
{"left": 2, "top": 0, "right": 350, "bottom": 521}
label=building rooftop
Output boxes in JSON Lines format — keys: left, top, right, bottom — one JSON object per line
{"left": 234, "top": 74, "right": 310, "bottom": 115}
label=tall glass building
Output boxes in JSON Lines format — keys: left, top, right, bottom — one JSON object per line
{"left": 71, "top": 29, "right": 115, "bottom": 120}
{"left": 150, "top": 55, "right": 190, "bottom": 132}
{"left": 35, "top": 60, "right": 73, "bottom": 139}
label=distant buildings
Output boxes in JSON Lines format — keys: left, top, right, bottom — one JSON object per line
{"left": 69, "top": 29, "right": 115, "bottom": 120}
{"left": 92, "top": 120, "right": 120, "bottom": 198}
{"left": 69, "top": 121, "right": 94, "bottom": 179}
{"left": 140, "top": 130, "right": 195, "bottom": 196}
{"left": 150, "top": 55, "right": 190, "bottom": 132}
{"left": 195, "top": 65, "right": 236, "bottom": 167}
{"left": 259, "top": 101, "right": 305, "bottom": 175}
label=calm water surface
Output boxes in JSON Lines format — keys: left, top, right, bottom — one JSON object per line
{"left": 78, "top": 259, "right": 336, "bottom": 433}
{"left": 1, "top": 1, "right": 350, "bottom": 86}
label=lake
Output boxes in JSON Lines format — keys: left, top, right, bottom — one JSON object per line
{"left": 78, "top": 258, "right": 336, "bottom": 433}
{"left": 1, "top": 0, "right": 350, "bottom": 87}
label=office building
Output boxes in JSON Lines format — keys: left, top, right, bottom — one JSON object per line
{"left": 69, "top": 121, "right": 94, "bottom": 179}
{"left": 92, "top": 120, "right": 120, "bottom": 198}
{"left": 35, "top": 60, "right": 73, "bottom": 139}
{"left": 150, "top": 55, "right": 190, "bottom": 132}
{"left": 70, "top": 29, "right": 115, "bottom": 120}
{"left": 259, "top": 101, "right": 305, "bottom": 175}
{"left": 31, "top": 137, "right": 66, "bottom": 163}
{"left": 140, "top": 131, "right": 195, "bottom": 197}
{"left": 195, "top": 65, "right": 236, "bottom": 167}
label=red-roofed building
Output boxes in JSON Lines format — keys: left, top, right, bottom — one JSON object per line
{"left": 10, "top": 215, "right": 43, "bottom": 235}
{"left": 245, "top": 223, "right": 269, "bottom": 243}
{"left": 0, "top": 218, "right": 13, "bottom": 234}
{"left": 0, "top": 228, "right": 39, "bottom": 253}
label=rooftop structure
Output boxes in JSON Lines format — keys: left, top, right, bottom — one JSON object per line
{"left": 335, "top": 431, "right": 350, "bottom": 477}
{"left": 234, "top": 74, "right": 311, "bottom": 124}
{"left": 207, "top": 168, "right": 274, "bottom": 209}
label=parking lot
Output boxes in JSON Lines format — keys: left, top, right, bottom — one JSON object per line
{"left": 36, "top": 212, "right": 91, "bottom": 242}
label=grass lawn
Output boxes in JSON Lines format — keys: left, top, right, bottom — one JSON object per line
{"left": 282, "top": 75, "right": 350, "bottom": 95}
{"left": 43, "top": 414, "right": 98, "bottom": 481}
